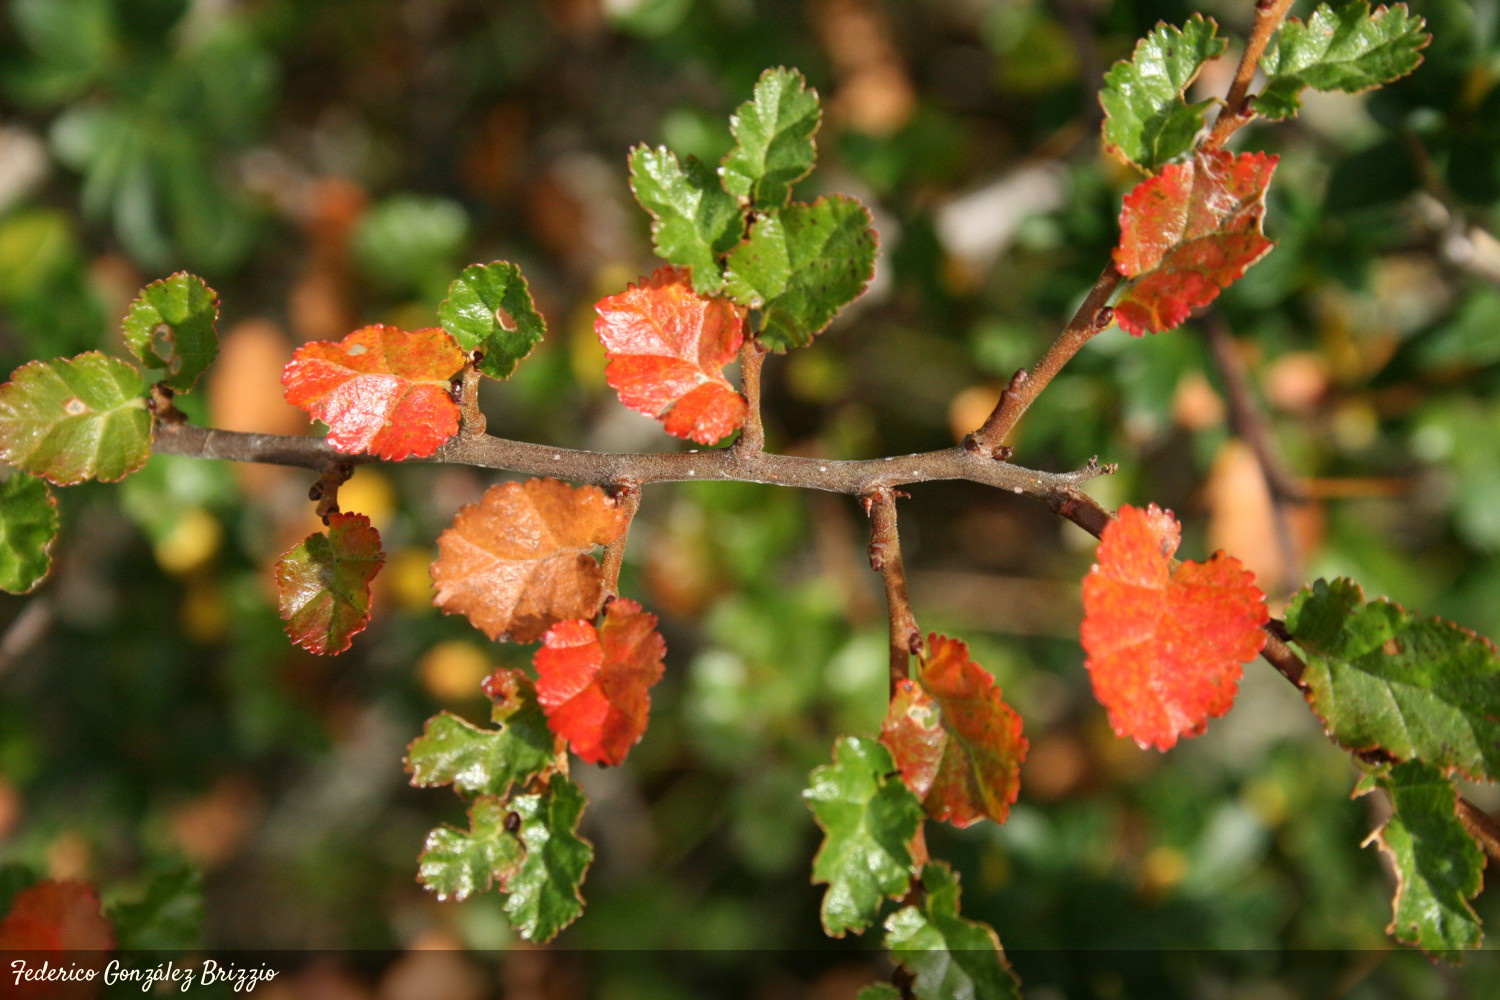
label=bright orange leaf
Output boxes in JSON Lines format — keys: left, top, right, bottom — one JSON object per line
{"left": 594, "top": 266, "right": 747, "bottom": 445}
{"left": 1112, "top": 149, "right": 1278, "bottom": 335}
{"left": 1081, "top": 504, "right": 1268, "bottom": 750}
{"left": 0, "top": 880, "right": 114, "bottom": 951}
{"left": 880, "top": 634, "right": 1027, "bottom": 828}
{"left": 534, "top": 598, "right": 667, "bottom": 766}
{"left": 430, "top": 478, "right": 627, "bottom": 643}
{"left": 282, "top": 324, "right": 467, "bottom": 460}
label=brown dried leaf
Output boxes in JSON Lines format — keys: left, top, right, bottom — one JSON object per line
{"left": 431, "top": 478, "right": 627, "bottom": 642}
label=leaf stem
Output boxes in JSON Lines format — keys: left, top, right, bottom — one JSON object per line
{"left": 864, "top": 487, "right": 921, "bottom": 695}
{"left": 600, "top": 481, "right": 641, "bottom": 599}
{"left": 966, "top": 268, "right": 1120, "bottom": 457}
{"left": 735, "top": 339, "right": 768, "bottom": 455}
{"left": 307, "top": 461, "right": 354, "bottom": 523}
{"left": 1202, "top": 0, "right": 1297, "bottom": 151}
{"left": 454, "top": 357, "right": 487, "bottom": 437}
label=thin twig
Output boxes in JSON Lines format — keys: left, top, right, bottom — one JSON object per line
{"left": 967, "top": 273, "right": 1119, "bottom": 456}
{"left": 600, "top": 481, "right": 641, "bottom": 598}
{"left": 1457, "top": 798, "right": 1500, "bottom": 865}
{"left": 736, "top": 339, "right": 768, "bottom": 455}
{"left": 454, "top": 356, "right": 487, "bottom": 436}
{"left": 307, "top": 462, "right": 354, "bottom": 522}
{"left": 1202, "top": 0, "right": 1297, "bottom": 151}
{"left": 863, "top": 487, "right": 921, "bottom": 695}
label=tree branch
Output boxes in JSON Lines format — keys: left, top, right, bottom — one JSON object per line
{"left": 735, "top": 339, "right": 768, "bottom": 455}
{"left": 968, "top": 274, "right": 1119, "bottom": 457}
{"left": 864, "top": 487, "right": 921, "bottom": 695}
{"left": 1202, "top": 0, "right": 1297, "bottom": 151}
{"left": 600, "top": 481, "right": 641, "bottom": 598}
{"left": 150, "top": 419, "right": 1115, "bottom": 503}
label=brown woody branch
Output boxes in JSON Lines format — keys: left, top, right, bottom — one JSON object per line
{"left": 864, "top": 487, "right": 921, "bottom": 695}
{"left": 735, "top": 339, "right": 768, "bottom": 455}
{"left": 600, "top": 481, "right": 642, "bottom": 599}
{"left": 1202, "top": 0, "right": 1297, "bottom": 151}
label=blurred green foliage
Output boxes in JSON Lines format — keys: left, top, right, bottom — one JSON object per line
{"left": 2, "top": 0, "right": 1500, "bottom": 994}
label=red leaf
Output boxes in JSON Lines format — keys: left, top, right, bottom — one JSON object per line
{"left": 534, "top": 599, "right": 666, "bottom": 766}
{"left": 1080, "top": 504, "right": 1269, "bottom": 750}
{"left": 282, "top": 324, "right": 466, "bottom": 460}
{"left": 594, "top": 266, "right": 747, "bottom": 445}
{"left": 0, "top": 880, "right": 114, "bottom": 950}
{"left": 1112, "top": 150, "right": 1278, "bottom": 335}
{"left": 880, "top": 634, "right": 1028, "bottom": 828}
{"left": 431, "top": 478, "right": 628, "bottom": 643}
{"left": 274, "top": 512, "right": 384, "bottom": 655}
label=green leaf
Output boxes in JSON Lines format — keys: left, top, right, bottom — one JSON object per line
{"left": 629, "top": 145, "right": 744, "bottom": 294}
{"left": 418, "top": 796, "right": 525, "bottom": 902}
{"left": 723, "top": 196, "right": 878, "bottom": 351}
{"left": 1355, "top": 760, "right": 1483, "bottom": 953}
{"left": 1254, "top": 1, "right": 1430, "bottom": 120}
{"left": 0, "top": 474, "right": 58, "bottom": 594}
{"left": 720, "top": 67, "right": 822, "bottom": 210}
{"left": 0, "top": 352, "right": 150, "bottom": 485}
{"left": 405, "top": 675, "right": 559, "bottom": 799}
{"left": 503, "top": 776, "right": 594, "bottom": 943}
{"left": 437, "top": 261, "right": 548, "bottom": 379}
{"left": 884, "top": 861, "right": 1022, "bottom": 1000}
{"left": 1099, "top": 15, "right": 1227, "bottom": 172}
{"left": 120, "top": 272, "right": 219, "bottom": 392}
{"left": 803, "top": 735, "right": 923, "bottom": 938}
{"left": 102, "top": 862, "right": 202, "bottom": 951}
{"left": 1284, "top": 578, "right": 1500, "bottom": 781}
{"left": 856, "top": 985, "right": 902, "bottom": 1000}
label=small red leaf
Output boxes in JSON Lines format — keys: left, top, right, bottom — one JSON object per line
{"left": 431, "top": 478, "right": 628, "bottom": 643}
{"left": 1081, "top": 504, "right": 1268, "bottom": 750}
{"left": 880, "top": 634, "right": 1028, "bottom": 828}
{"left": 534, "top": 599, "right": 666, "bottom": 766}
{"left": 0, "top": 880, "right": 114, "bottom": 951}
{"left": 1112, "top": 150, "right": 1278, "bottom": 335}
{"left": 282, "top": 324, "right": 466, "bottom": 460}
{"left": 274, "top": 512, "right": 385, "bottom": 655}
{"left": 594, "top": 266, "right": 747, "bottom": 445}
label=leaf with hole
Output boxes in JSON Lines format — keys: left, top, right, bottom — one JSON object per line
{"left": 121, "top": 272, "right": 219, "bottom": 392}
{"left": 1285, "top": 577, "right": 1500, "bottom": 781}
{"left": 1112, "top": 149, "right": 1278, "bottom": 334}
{"left": 803, "top": 735, "right": 923, "bottom": 938}
{"left": 282, "top": 324, "right": 466, "bottom": 460}
{"left": 1099, "top": 15, "right": 1228, "bottom": 172}
{"left": 629, "top": 145, "right": 743, "bottom": 294}
{"left": 723, "top": 196, "right": 878, "bottom": 351}
{"left": 884, "top": 861, "right": 1021, "bottom": 1000}
{"left": 881, "top": 634, "right": 1027, "bottom": 828}
{"left": 0, "top": 352, "right": 150, "bottom": 485}
{"left": 503, "top": 775, "right": 593, "bottom": 943}
{"left": 535, "top": 599, "right": 667, "bottom": 767}
{"left": 273, "top": 512, "right": 384, "bottom": 655}
{"left": 595, "top": 265, "right": 747, "bottom": 444}
{"left": 1255, "top": 1, "right": 1430, "bottom": 120}
{"left": 1081, "top": 504, "right": 1268, "bottom": 750}
{"left": 720, "top": 67, "right": 821, "bottom": 210}
{"left": 418, "top": 796, "right": 525, "bottom": 902}
{"left": 1356, "top": 760, "right": 1483, "bottom": 953}
{"left": 438, "top": 260, "right": 548, "bottom": 379}
{"left": 0, "top": 473, "right": 57, "bottom": 594}
{"left": 431, "top": 478, "right": 627, "bottom": 643}
{"left": 407, "top": 667, "right": 560, "bottom": 799}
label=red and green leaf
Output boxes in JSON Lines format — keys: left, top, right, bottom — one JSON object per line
{"left": 0, "top": 352, "right": 151, "bottom": 485}
{"left": 1081, "top": 504, "right": 1268, "bottom": 750}
{"left": 281, "top": 324, "right": 466, "bottom": 460}
{"left": 594, "top": 266, "right": 747, "bottom": 445}
{"left": 273, "top": 511, "right": 384, "bottom": 655}
{"left": 1112, "top": 149, "right": 1278, "bottom": 335}
{"left": 534, "top": 599, "right": 667, "bottom": 766}
{"left": 881, "top": 634, "right": 1028, "bottom": 828}
{"left": 0, "top": 879, "right": 114, "bottom": 951}
{"left": 430, "top": 478, "right": 627, "bottom": 643}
